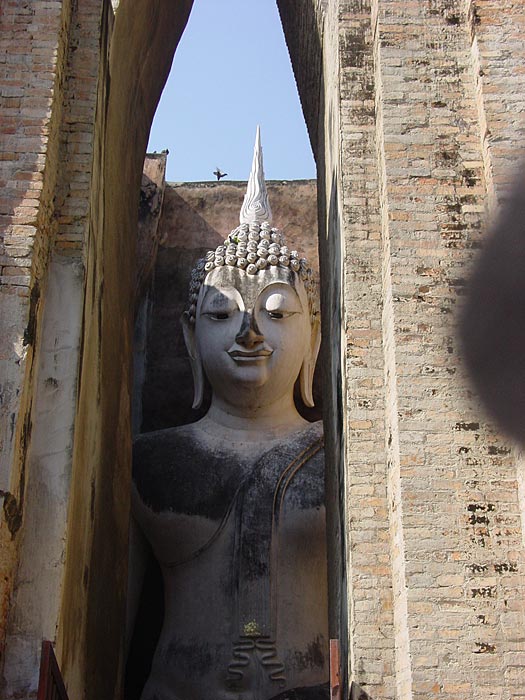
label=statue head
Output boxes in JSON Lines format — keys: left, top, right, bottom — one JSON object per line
{"left": 182, "top": 128, "right": 320, "bottom": 412}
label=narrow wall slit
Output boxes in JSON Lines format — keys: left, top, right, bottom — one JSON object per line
{"left": 122, "top": 2, "right": 346, "bottom": 699}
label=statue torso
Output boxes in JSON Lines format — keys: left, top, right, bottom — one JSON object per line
{"left": 132, "top": 420, "right": 328, "bottom": 700}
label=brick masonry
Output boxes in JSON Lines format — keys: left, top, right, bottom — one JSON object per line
{"left": 338, "top": 1, "right": 525, "bottom": 697}
{"left": 0, "top": 0, "right": 68, "bottom": 677}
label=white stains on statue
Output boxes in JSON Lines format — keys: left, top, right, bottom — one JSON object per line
{"left": 130, "top": 130, "right": 326, "bottom": 699}
{"left": 186, "top": 223, "right": 318, "bottom": 327}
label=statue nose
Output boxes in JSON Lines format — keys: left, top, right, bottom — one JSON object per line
{"left": 235, "top": 312, "right": 264, "bottom": 348}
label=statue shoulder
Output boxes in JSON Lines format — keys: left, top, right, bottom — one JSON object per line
{"left": 132, "top": 422, "right": 245, "bottom": 516}
{"left": 134, "top": 423, "right": 194, "bottom": 457}
{"left": 307, "top": 419, "right": 323, "bottom": 437}
{"left": 293, "top": 419, "right": 323, "bottom": 449}
{"left": 132, "top": 423, "right": 209, "bottom": 481}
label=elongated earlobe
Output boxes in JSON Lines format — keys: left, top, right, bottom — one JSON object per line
{"left": 300, "top": 317, "right": 321, "bottom": 408}
{"left": 181, "top": 313, "right": 204, "bottom": 409}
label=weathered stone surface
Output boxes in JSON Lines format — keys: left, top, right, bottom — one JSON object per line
{"left": 160, "top": 181, "right": 319, "bottom": 267}
{"left": 55, "top": 5, "right": 194, "bottom": 700}
{"left": 0, "top": 0, "right": 72, "bottom": 684}
{"left": 131, "top": 157, "right": 327, "bottom": 698}
{"left": 0, "top": 2, "right": 194, "bottom": 699}
{"left": 136, "top": 153, "right": 167, "bottom": 305}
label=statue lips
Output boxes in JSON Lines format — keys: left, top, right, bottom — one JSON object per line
{"left": 228, "top": 348, "right": 273, "bottom": 362}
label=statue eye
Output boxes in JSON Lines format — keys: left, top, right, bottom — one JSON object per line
{"left": 206, "top": 310, "right": 231, "bottom": 320}
{"left": 263, "top": 291, "right": 299, "bottom": 320}
{"left": 201, "top": 292, "right": 239, "bottom": 320}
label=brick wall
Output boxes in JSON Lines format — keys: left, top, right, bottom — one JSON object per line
{"left": 1, "top": 0, "right": 109, "bottom": 695}
{"left": 0, "top": 0, "right": 72, "bottom": 679}
{"left": 284, "top": 1, "right": 525, "bottom": 697}
{"left": 337, "top": 1, "right": 525, "bottom": 697}
{"left": 468, "top": 0, "right": 525, "bottom": 204}
{"left": 339, "top": 2, "right": 397, "bottom": 696}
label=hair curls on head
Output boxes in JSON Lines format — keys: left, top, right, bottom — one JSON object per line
{"left": 185, "top": 221, "right": 319, "bottom": 326}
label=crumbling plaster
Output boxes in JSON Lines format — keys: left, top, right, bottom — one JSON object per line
{"left": 0, "top": 0, "right": 74, "bottom": 685}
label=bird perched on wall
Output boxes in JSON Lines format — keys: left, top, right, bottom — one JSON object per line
{"left": 213, "top": 167, "right": 227, "bottom": 181}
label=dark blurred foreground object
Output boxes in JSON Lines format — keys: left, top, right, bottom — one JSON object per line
{"left": 461, "top": 171, "right": 525, "bottom": 445}
{"left": 38, "top": 641, "right": 69, "bottom": 700}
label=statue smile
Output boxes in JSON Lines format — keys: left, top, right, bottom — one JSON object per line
{"left": 228, "top": 348, "right": 273, "bottom": 361}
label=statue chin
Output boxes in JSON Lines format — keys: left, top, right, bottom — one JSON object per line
{"left": 205, "top": 354, "right": 274, "bottom": 393}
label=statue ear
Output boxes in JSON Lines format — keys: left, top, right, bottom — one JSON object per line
{"left": 300, "top": 316, "right": 321, "bottom": 408}
{"left": 181, "top": 312, "right": 204, "bottom": 409}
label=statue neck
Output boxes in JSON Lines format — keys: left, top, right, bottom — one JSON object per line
{"left": 205, "top": 391, "right": 308, "bottom": 438}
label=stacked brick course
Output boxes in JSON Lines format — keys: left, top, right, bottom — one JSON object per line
{"left": 54, "top": 1, "right": 108, "bottom": 256}
{"left": 337, "top": 1, "right": 525, "bottom": 697}
{"left": 468, "top": 0, "right": 525, "bottom": 203}
{"left": 283, "top": 1, "right": 525, "bottom": 697}
{"left": 0, "top": 0, "right": 108, "bottom": 695}
{"left": 339, "top": 1, "right": 397, "bottom": 696}
{"left": 0, "top": 0, "right": 64, "bottom": 481}
{"left": 0, "top": 0, "right": 68, "bottom": 673}
{"left": 374, "top": 2, "right": 524, "bottom": 698}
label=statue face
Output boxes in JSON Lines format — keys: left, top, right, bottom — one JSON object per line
{"left": 194, "top": 265, "right": 311, "bottom": 408}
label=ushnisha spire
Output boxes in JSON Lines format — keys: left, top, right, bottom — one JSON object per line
{"left": 239, "top": 126, "right": 272, "bottom": 226}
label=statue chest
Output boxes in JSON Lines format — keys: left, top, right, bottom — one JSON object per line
{"left": 132, "top": 443, "right": 324, "bottom": 568}
{"left": 134, "top": 460, "right": 327, "bottom": 700}
{"left": 132, "top": 424, "right": 325, "bottom": 566}
{"left": 132, "top": 424, "right": 328, "bottom": 698}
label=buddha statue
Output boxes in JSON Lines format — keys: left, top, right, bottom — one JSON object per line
{"left": 130, "top": 129, "right": 328, "bottom": 700}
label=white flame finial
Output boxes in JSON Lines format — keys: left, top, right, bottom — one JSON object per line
{"left": 239, "top": 126, "right": 272, "bottom": 225}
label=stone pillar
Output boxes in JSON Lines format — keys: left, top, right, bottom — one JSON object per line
{"left": 467, "top": 0, "right": 525, "bottom": 205}
{"left": 0, "top": 0, "right": 110, "bottom": 696}
{"left": 283, "top": 2, "right": 525, "bottom": 698}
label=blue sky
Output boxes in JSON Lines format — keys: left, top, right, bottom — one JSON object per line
{"left": 147, "top": 0, "right": 316, "bottom": 182}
